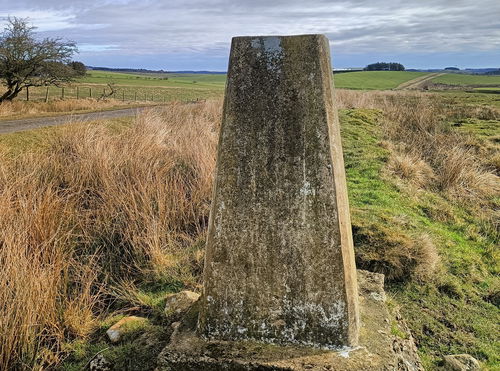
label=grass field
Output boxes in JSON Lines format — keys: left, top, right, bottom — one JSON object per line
{"left": 1, "top": 91, "right": 498, "bottom": 370}
{"left": 333, "top": 71, "right": 429, "bottom": 90}
{"left": 431, "top": 73, "right": 500, "bottom": 86}
{"left": 0, "top": 70, "right": 443, "bottom": 121}
{"left": 6, "top": 71, "right": 500, "bottom": 113}
{"left": 80, "top": 70, "right": 227, "bottom": 88}
{"left": 7, "top": 71, "right": 226, "bottom": 107}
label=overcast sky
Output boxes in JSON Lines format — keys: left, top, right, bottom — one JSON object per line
{"left": 1, "top": 0, "right": 499, "bottom": 70}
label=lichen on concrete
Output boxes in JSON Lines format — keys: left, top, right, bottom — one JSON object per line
{"left": 198, "top": 34, "right": 359, "bottom": 349}
{"left": 157, "top": 270, "right": 423, "bottom": 371}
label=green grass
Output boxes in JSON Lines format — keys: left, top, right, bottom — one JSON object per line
{"left": 60, "top": 275, "right": 183, "bottom": 370}
{"left": 61, "top": 316, "right": 170, "bottom": 371}
{"left": 340, "top": 108, "right": 499, "bottom": 369}
{"left": 333, "top": 71, "right": 428, "bottom": 90}
{"left": 12, "top": 71, "right": 226, "bottom": 104}
{"left": 432, "top": 73, "right": 500, "bottom": 87}
{"left": 80, "top": 70, "right": 226, "bottom": 89}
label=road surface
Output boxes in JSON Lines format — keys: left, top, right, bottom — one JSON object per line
{"left": 395, "top": 73, "right": 444, "bottom": 90}
{"left": 0, "top": 106, "right": 153, "bottom": 134}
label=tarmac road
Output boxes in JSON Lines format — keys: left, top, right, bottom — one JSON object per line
{"left": 0, "top": 106, "right": 153, "bottom": 134}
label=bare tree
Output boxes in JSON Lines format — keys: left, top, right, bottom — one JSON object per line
{"left": 0, "top": 17, "right": 77, "bottom": 102}
{"left": 98, "top": 83, "right": 117, "bottom": 101}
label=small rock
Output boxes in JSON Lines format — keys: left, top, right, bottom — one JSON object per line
{"left": 89, "top": 354, "right": 110, "bottom": 371}
{"left": 370, "top": 291, "right": 386, "bottom": 302}
{"left": 106, "top": 316, "right": 148, "bottom": 343}
{"left": 443, "top": 354, "right": 480, "bottom": 371}
{"left": 164, "top": 291, "right": 200, "bottom": 317}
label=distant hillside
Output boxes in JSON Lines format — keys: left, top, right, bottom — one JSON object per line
{"left": 411, "top": 68, "right": 500, "bottom": 75}
{"left": 87, "top": 66, "right": 226, "bottom": 74}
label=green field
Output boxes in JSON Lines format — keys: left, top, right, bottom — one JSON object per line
{"left": 86, "top": 70, "right": 429, "bottom": 91}
{"left": 333, "top": 71, "right": 429, "bottom": 90}
{"left": 80, "top": 70, "right": 227, "bottom": 88}
{"left": 15, "top": 70, "right": 436, "bottom": 105}
{"left": 431, "top": 73, "right": 500, "bottom": 86}
{"left": 82, "top": 70, "right": 432, "bottom": 93}
{"left": 19, "top": 70, "right": 485, "bottom": 106}
{"left": 16, "top": 71, "right": 226, "bottom": 104}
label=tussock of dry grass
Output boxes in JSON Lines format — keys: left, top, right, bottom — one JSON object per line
{"left": 0, "top": 98, "right": 137, "bottom": 118}
{"left": 386, "top": 152, "right": 436, "bottom": 189}
{"left": 354, "top": 219, "right": 440, "bottom": 282}
{"left": 0, "top": 100, "right": 220, "bottom": 369}
{"left": 337, "top": 89, "right": 500, "bottom": 204}
{"left": 338, "top": 89, "right": 498, "bottom": 283}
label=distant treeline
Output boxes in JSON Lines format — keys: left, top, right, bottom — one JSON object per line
{"left": 364, "top": 62, "right": 405, "bottom": 71}
{"left": 88, "top": 66, "right": 169, "bottom": 74}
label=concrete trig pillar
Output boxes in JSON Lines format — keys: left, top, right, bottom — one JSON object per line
{"left": 198, "top": 34, "right": 359, "bottom": 348}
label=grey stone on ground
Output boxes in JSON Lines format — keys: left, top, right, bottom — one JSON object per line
{"left": 164, "top": 291, "right": 200, "bottom": 317}
{"left": 89, "top": 354, "right": 111, "bottom": 371}
{"left": 443, "top": 354, "right": 480, "bottom": 370}
{"left": 157, "top": 270, "right": 423, "bottom": 371}
{"left": 199, "top": 33, "right": 359, "bottom": 349}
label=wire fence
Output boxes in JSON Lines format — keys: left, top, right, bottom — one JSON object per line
{"left": 17, "top": 85, "right": 213, "bottom": 103}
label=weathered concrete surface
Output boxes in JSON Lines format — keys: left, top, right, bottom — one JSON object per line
{"left": 198, "top": 34, "right": 359, "bottom": 349}
{"left": 443, "top": 354, "right": 480, "bottom": 371}
{"left": 158, "top": 271, "right": 423, "bottom": 371}
{"left": 164, "top": 291, "right": 200, "bottom": 317}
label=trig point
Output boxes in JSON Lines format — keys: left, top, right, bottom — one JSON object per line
{"left": 198, "top": 34, "right": 360, "bottom": 348}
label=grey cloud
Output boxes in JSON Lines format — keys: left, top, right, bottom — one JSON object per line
{"left": 1, "top": 0, "right": 499, "bottom": 60}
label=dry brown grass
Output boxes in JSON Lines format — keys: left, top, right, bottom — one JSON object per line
{"left": 336, "top": 89, "right": 500, "bottom": 204}
{"left": 0, "top": 98, "right": 143, "bottom": 119}
{"left": 386, "top": 152, "right": 436, "bottom": 189}
{"left": 1, "top": 90, "right": 498, "bottom": 368}
{"left": 0, "top": 100, "right": 220, "bottom": 369}
{"left": 353, "top": 219, "right": 440, "bottom": 281}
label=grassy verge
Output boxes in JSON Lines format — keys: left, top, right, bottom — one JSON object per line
{"left": 340, "top": 107, "right": 498, "bottom": 369}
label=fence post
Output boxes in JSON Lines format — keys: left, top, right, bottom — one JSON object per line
{"left": 134, "top": 91, "right": 137, "bottom": 101}
{"left": 45, "top": 87, "right": 49, "bottom": 102}
{"left": 61, "top": 87, "right": 65, "bottom": 99}
{"left": 76, "top": 86, "right": 80, "bottom": 100}
{"left": 26, "top": 87, "right": 29, "bottom": 101}
{"left": 89, "top": 87, "right": 92, "bottom": 98}
{"left": 103, "top": 88, "right": 106, "bottom": 97}
{"left": 122, "top": 90, "right": 125, "bottom": 102}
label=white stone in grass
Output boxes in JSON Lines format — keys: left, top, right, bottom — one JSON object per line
{"left": 106, "top": 316, "right": 147, "bottom": 343}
